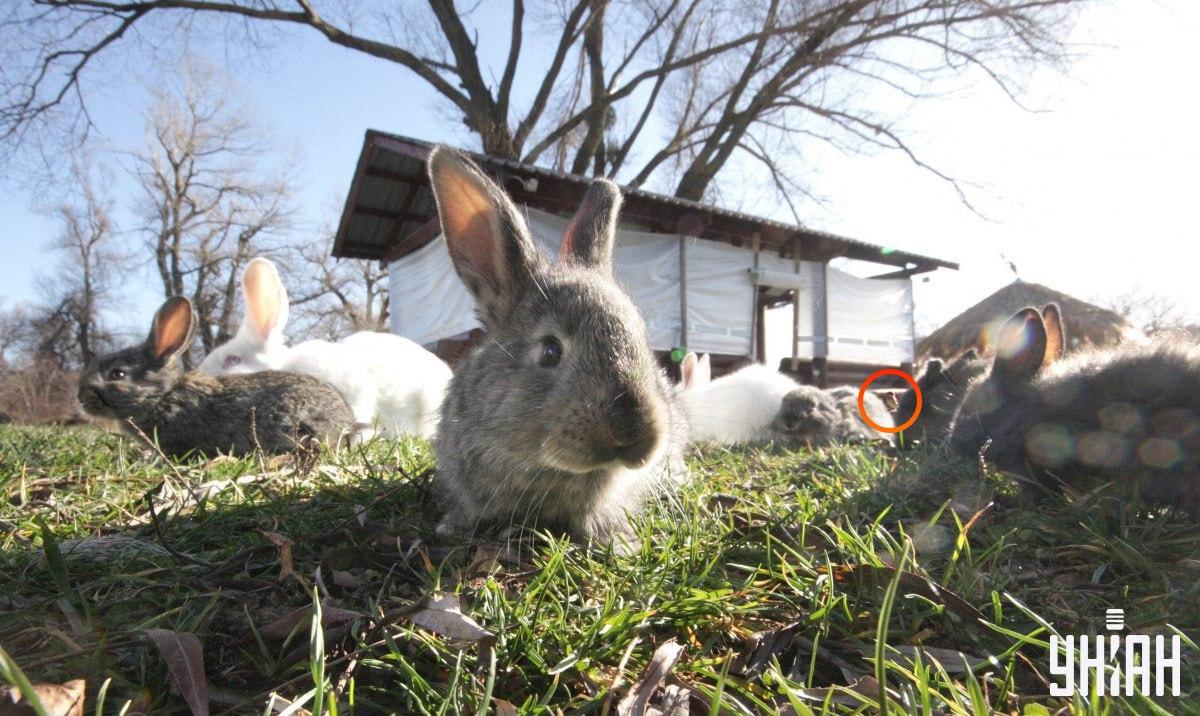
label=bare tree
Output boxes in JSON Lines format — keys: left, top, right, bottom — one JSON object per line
{"left": 38, "top": 160, "right": 120, "bottom": 365}
{"left": 130, "top": 61, "right": 295, "bottom": 354}
{"left": 1099, "top": 287, "right": 1191, "bottom": 337}
{"left": 3, "top": 1, "right": 1082, "bottom": 209}
{"left": 286, "top": 206, "right": 390, "bottom": 340}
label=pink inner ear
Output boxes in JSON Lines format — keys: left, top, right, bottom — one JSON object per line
{"left": 243, "top": 262, "right": 281, "bottom": 339}
{"left": 433, "top": 163, "right": 500, "bottom": 287}
{"left": 153, "top": 301, "right": 192, "bottom": 359}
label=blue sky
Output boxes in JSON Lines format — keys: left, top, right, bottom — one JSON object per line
{"left": 1, "top": 0, "right": 1197, "bottom": 337}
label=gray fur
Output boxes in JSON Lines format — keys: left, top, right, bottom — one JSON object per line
{"left": 767, "top": 385, "right": 895, "bottom": 447}
{"left": 78, "top": 297, "right": 353, "bottom": 458}
{"left": 897, "top": 350, "right": 987, "bottom": 447}
{"left": 428, "top": 147, "right": 688, "bottom": 540}
{"left": 949, "top": 304, "right": 1200, "bottom": 510}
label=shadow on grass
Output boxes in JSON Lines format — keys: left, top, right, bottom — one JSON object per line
{"left": 1, "top": 425, "right": 1197, "bottom": 714}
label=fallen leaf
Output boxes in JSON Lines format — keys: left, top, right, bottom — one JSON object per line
{"left": 887, "top": 645, "right": 992, "bottom": 675}
{"left": 732, "top": 623, "right": 862, "bottom": 684}
{"left": 647, "top": 683, "right": 690, "bottom": 716}
{"left": 492, "top": 699, "right": 517, "bottom": 716}
{"left": 145, "top": 629, "right": 209, "bottom": 716}
{"left": 788, "top": 675, "right": 899, "bottom": 709}
{"left": 331, "top": 570, "right": 362, "bottom": 589}
{"left": 821, "top": 564, "right": 986, "bottom": 623}
{"left": 617, "top": 639, "right": 685, "bottom": 716}
{"left": 263, "top": 692, "right": 313, "bottom": 715}
{"left": 397, "top": 593, "right": 496, "bottom": 646}
{"left": 2, "top": 679, "right": 85, "bottom": 716}
{"left": 261, "top": 604, "right": 365, "bottom": 642}
{"left": 260, "top": 532, "right": 295, "bottom": 579}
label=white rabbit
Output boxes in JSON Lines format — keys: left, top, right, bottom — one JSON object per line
{"left": 678, "top": 353, "right": 800, "bottom": 445}
{"left": 198, "top": 257, "right": 452, "bottom": 438}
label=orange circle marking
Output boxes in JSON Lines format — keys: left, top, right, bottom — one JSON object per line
{"left": 858, "top": 368, "right": 921, "bottom": 434}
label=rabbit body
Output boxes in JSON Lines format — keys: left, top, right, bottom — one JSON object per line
{"left": 949, "top": 305, "right": 1200, "bottom": 510}
{"left": 680, "top": 363, "right": 799, "bottom": 444}
{"left": 79, "top": 298, "right": 353, "bottom": 457}
{"left": 198, "top": 258, "right": 451, "bottom": 438}
{"left": 427, "top": 147, "right": 688, "bottom": 540}
{"left": 897, "top": 351, "right": 987, "bottom": 447}
{"left": 767, "top": 385, "right": 895, "bottom": 447}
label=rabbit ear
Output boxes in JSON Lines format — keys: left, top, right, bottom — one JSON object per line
{"left": 923, "top": 358, "right": 945, "bottom": 380}
{"left": 697, "top": 354, "right": 712, "bottom": 384}
{"left": 681, "top": 352, "right": 698, "bottom": 389}
{"left": 428, "top": 146, "right": 542, "bottom": 324}
{"left": 992, "top": 307, "right": 1047, "bottom": 387}
{"left": 146, "top": 297, "right": 196, "bottom": 364}
{"left": 1040, "top": 303, "right": 1066, "bottom": 365}
{"left": 241, "top": 258, "right": 289, "bottom": 345}
{"left": 560, "top": 179, "right": 621, "bottom": 272}
{"left": 960, "top": 348, "right": 979, "bottom": 361}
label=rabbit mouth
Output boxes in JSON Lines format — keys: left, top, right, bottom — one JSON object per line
{"left": 78, "top": 387, "right": 114, "bottom": 416}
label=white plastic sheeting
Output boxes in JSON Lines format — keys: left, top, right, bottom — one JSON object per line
{"left": 389, "top": 207, "right": 914, "bottom": 363}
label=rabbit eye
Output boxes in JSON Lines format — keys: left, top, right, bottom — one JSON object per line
{"left": 538, "top": 336, "right": 563, "bottom": 368}
{"left": 107, "top": 367, "right": 127, "bottom": 381}
{"left": 223, "top": 355, "right": 243, "bottom": 369}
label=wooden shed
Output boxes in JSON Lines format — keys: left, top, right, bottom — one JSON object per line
{"left": 333, "top": 131, "right": 958, "bottom": 386}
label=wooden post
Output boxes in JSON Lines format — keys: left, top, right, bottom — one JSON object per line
{"left": 814, "top": 262, "right": 830, "bottom": 387}
{"left": 749, "top": 232, "right": 761, "bottom": 363}
{"left": 790, "top": 245, "right": 802, "bottom": 372}
{"left": 678, "top": 234, "right": 688, "bottom": 349}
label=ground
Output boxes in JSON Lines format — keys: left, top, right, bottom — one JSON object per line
{"left": 0, "top": 425, "right": 1197, "bottom": 715}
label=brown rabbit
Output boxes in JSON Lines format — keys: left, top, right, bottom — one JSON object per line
{"left": 949, "top": 303, "right": 1200, "bottom": 511}
{"left": 78, "top": 297, "right": 355, "bottom": 457}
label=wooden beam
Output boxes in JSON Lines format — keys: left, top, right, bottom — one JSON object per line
{"left": 382, "top": 219, "right": 441, "bottom": 263}
{"left": 365, "top": 166, "right": 428, "bottom": 185}
{"left": 749, "top": 232, "right": 761, "bottom": 362}
{"left": 678, "top": 235, "right": 688, "bottom": 349}
{"left": 355, "top": 205, "right": 403, "bottom": 221}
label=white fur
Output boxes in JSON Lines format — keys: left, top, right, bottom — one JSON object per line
{"left": 198, "top": 258, "right": 452, "bottom": 438}
{"left": 678, "top": 355, "right": 799, "bottom": 444}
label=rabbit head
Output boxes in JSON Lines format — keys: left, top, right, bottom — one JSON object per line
{"left": 78, "top": 297, "right": 196, "bottom": 420}
{"left": 949, "top": 303, "right": 1065, "bottom": 456}
{"left": 897, "top": 348, "right": 985, "bottom": 446}
{"left": 773, "top": 386, "right": 840, "bottom": 438}
{"left": 429, "top": 147, "right": 672, "bottom": 476}
{"left": 198, "top": 257, "right": 289, "bottom": 375}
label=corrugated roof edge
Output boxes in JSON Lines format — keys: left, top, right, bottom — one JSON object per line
{"left": 333, "top": 129, "right": 959, "bottom": 273}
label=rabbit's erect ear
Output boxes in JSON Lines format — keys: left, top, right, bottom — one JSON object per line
{"left": 428, "top": 146, "right": 542, "bottom": 324}
{"left": 147, "top": 297, "right": 196, "bottom": 364}
{"left": 241, "top": 258, "right": 289, "bottom": 345}
{"left": 1040, "top": 303, "right": 1066, "bottom": 365}
{"left": 681, "top": 352, "right": 698, "bottom": 389}
{"left": 992, "top": 307, "right": 1047, "bottom": 387}
{"left": 960, "top": 348, "right": 979, "bottom": 361}
{"left": 922, "top": 358, "right": 944, "bottom": 381}
{"left": 560, "top": 180, "right": 621, "bottom": 272}
{"left": 697, "top": 354, "right": 712, "bottom": 385}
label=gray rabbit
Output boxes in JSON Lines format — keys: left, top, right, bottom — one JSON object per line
{"left": 426, "top": 147, "right": 688, "bottom": 540}
{"left": 78, "top": 296, "right": 354, "bottom": 458}
{"left": 949, "top": 303, "right": 1200, "bottom": 511}
{"left": 896, "top": 350, "right": 987, "bottom": 447}
{"left": 767, "top": 384, "right": 895, "bottom": 447}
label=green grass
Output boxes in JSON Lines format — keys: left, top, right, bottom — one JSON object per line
{"left": 1, "top": 424, "right": 1197, "bottom": 714}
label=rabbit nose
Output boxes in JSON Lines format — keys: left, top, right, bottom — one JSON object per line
{"left": 597, "top": 389, "right": 661, "bottom": 466}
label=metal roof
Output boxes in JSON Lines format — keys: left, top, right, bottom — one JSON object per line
{"left": 333, "top": 130, "right": 958, "bottom": 275}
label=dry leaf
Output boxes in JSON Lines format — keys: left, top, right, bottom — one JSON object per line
{"left": 145, "top": 629, "right": 209, "bottom": 716}
{"left": 331, "top": 570, "right": 363, "bottom": 589}
{"left": 789, "top": 675, "right": 899, "bottom": 708}
{"left": 887, "top": 645, "right": 991, "bottom": 675}
{"left": 617, "top": 639, "right": 685, "bottom": 716}
{"left": 260, "top": 532, "right": 295, "bottom": 579}
{"left": 647, "top": 683, "right": 690, "bottom": 716}
{"left": 492, "top": 699, "right": 517, "bottom": 716}
{"left": 261, "top": 604, "right": 364, "bottom": 641}
{"left": 2, "top": 679, "right": 85, "bottom": 716}
{"left": 821, "top": 564, "right": 986, "bottom": 622}
{"left": 399, "top": 593, "right": 495, "bottom": 646}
